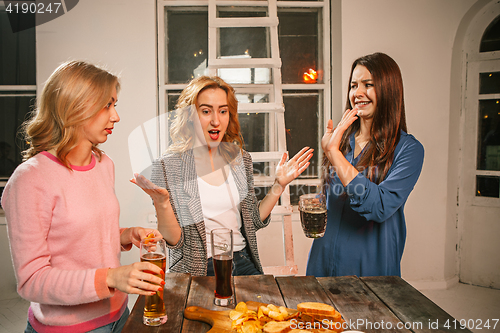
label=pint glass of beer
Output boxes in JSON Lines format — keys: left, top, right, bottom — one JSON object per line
{"left": 140, "top": 238, "right": 167, "bottom": 326}
{"left": 299, "top": 192, "right": 327, "bottom": 238}
{"left": 211, "top": 228, "right": 234, "bottom": 306}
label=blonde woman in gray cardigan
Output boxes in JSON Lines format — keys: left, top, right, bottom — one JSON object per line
{"left": 132, "top": 76, "right": 312, "bottom": 276}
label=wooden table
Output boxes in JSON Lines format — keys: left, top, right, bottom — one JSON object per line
{"left": 122, "top": 274, "right": 472, "bottom": 333}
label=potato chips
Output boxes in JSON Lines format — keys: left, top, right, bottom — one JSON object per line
{"left": 230, "top": 302, "right": 260, "bottom": 332}
{"left": 230, "top": 302, "right": 299, "bottom": 333}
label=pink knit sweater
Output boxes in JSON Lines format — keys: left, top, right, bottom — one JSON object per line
{"left": 1, "top": 151, "right": 128, "bottom": 333}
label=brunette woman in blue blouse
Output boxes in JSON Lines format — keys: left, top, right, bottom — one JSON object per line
{"left": 306, "top": 53, "right": 424, "bottom": 277}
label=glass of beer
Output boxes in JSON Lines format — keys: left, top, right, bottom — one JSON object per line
{"left": 140, "top": 238, "right": 167, "bottom": 326}
{"left": 211, "top": 228, "right": 234, "bottom": 306}
{"left": 299, "top": 192, "right": 327, "bottom": 238}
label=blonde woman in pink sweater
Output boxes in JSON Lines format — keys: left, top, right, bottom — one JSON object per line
{"left": 1, "top": 61, "right": 164, "bottom": 333}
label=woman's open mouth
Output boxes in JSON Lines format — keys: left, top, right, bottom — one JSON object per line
{"left": 356, "top": 101, "right": 371, "bottom": 107}
{"left": 208, "top": 130, "right": 220, "bottom": 140}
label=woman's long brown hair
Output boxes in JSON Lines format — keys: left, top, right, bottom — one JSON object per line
{"left": 323, "top": 53, "right": 407, "bottom": 188}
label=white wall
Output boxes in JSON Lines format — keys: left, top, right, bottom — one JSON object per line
{"left": 0, "top": 225, "right": 18, "bottom": 300}
{"left": 0, "top": 0, "right": 489, "bottom": 298}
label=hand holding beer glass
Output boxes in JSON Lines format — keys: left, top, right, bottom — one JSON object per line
{"left": 211, "top": 228, "right": 234, "bottom": 306}
{"left": 299, "top": 193, "right": 327, "bottom": 238}
{"left": 140, "top": 238, "right": 167, "bottom": 326}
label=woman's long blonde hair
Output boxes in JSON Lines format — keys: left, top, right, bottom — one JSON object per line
{"left": 22, "top": 61, "right": 120, "bottom": 169}
{"left": 167, "top": 76, "right": 243, "bottom": 157}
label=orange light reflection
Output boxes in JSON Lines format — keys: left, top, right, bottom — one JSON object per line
{"left": 303, "top": 68, "right": 317, "bottom": 83}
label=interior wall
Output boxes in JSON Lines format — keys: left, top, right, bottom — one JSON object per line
{"left": 0, "top": 226, "right": 18, "bottom": 300}
{"left": 0, "top": 0, "right": 485, "bottom": 298}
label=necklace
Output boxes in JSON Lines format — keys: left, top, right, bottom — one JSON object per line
{"left": 357, "top": 139, "right": 369, "bottom": 149}
{"left": 354, "top": 136, "right": 369, "bottom": 158}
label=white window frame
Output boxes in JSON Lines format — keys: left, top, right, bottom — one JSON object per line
{"left": 0, "top": 4, "right": 37, "bottom": 216}
{"left": 156, "top": 0, "right": 331, "bottom": 206}
{"left": 461, "top": 4, "right": 500, "bottom": 208}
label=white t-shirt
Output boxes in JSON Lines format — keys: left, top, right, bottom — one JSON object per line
{"left": 197, "top": 169, "right": 246, "bottom": 258}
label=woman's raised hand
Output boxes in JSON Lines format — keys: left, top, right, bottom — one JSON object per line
{"left": 130, "top": 173, "right": 170, "bottom": 205}
{"left": 321, "top": 107, "right": 358, "bottom": 155}
{"left": 275, "top": 146, "right": 314, "bottom": 188}
{"left": 130, "top": 173, "right": 182, "bottom": 246}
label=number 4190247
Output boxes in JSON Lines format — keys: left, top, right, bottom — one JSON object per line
{"left": 6, "top": 2, "right": 62, "bottom": 14}
{"left": 444, "top": 318, "right": 498, "bottom": 330}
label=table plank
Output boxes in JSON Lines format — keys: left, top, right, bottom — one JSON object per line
{"left": 234, "top": 274, "right": 285, "bottom": 306}
{"left": 318, "top": 275, "right": 410, "bottom": 333}
{"left": 362, "top": 276, "right": 473, "bottom": 333}
{"left": 277, "top": 276, "right": 349, "bottom": 332}
{"left": 182, "top": 276, "right": 230, "bottom": 333}
{"left": 276, "top": 275, "right": 333, "bottom": 309}
{"left": 122, "top": 272, "right": 191, "bottom": 333}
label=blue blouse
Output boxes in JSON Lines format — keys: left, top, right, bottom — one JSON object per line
{"left": 306, "top": 131, "right": 424, "bottom": 277}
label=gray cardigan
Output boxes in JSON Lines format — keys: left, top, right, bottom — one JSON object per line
{"left": 151, "top": 148, "right": 271, "bottom": 276}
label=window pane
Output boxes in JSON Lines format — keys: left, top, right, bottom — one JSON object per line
{"left": 289, "top": 185, "right": 321, "bottom": 206}
{"left": 477, "top": 99, "right": 500, "bottom": 171}
{"left": 236, "top": 93, "right": 269, "bottom": 104}
{"left": 284, "top": 91, "right": 321, "bottom": 177}
{"left": 166, "top": 90, "right": 182, "bottom": 112}
{"left": 480, "top": 14, "right": 500, "bottom": 53}
{"left": 479, "top": 72, "right": 500, "bottom": 94}
{"left": 0, "top": 95, "right": 34, "bottom": 176}
{"left": 163, "top": 91, "right": 182, "bottom": 151}
{"left": 279, "top": 10, "right": 320, "bottom": 84}
{"left": 240, "top": 113, "right": 269, "bottom": 152}
{"left": 253, "top": 162, "right": 269, "bottom": 176}
{"left": 166, "top": 9, "right": 208, "bottom": 83}
{"left": 218, "top": 11, "right": 269, "bottom": 59}
{"left": 0, "top": 9, "right": 36, "bottom": 85}
{"left": 219, "top": 9, "right": 267, "bottom": 19}
{"left": 219, "top": 27, "right": 269, "bottom": 59}
{"left": 217, "top": 68, "right": 272, "bottom": 84}
{"left": 476, "top": 176, "right": 500, "bottom": 198}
